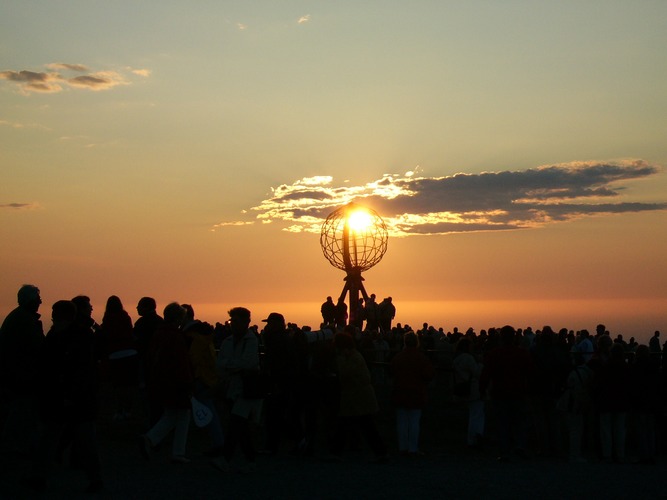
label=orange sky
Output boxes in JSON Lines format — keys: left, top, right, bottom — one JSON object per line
{"left": 2, "top": 3, "right": 666, "bottom": 345}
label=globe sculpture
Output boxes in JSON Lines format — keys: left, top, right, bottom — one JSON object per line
{"left": 320, "top": 202, "right": 388, "bottom": 328}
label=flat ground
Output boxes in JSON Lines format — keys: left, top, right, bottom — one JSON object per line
{"left": 1, "top": 373, "right": 665, "bottom": 500}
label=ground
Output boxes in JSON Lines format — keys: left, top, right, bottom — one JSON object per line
{"left": 1, "top": 374, "right": 665, "bottom": 499}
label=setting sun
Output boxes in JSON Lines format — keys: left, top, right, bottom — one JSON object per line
{"left": 1, "top": 2, "right": 665, "bottom": 346}
{"left": 347, "top": 209, "right": 373, "bottom": 233}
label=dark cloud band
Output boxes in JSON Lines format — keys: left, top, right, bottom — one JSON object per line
{"left": 214, "top": 160, "right": 666, "bottom": 236}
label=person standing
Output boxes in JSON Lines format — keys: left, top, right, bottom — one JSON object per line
{"left": 329, "top": 329, "right": 388, "bottom": 462}
{"left": 140, "top": 303, "right": 193, "bottom": 463}
{"left": 335, "top": 298, "right": 348, "bottom": 330}
{"left": 261, "top": 312, "right": 299, "bottom": 455}
{"left": 479, "top": 325, "right": 534, "bottom": 461}
{"left": 212, "top": 307, "right": 263, "bottom": 472}
{"left": 133, "top": 297, "right": 164, "bottom": 427}
{"left": 649, "top": 331, "right": 661, "bottom": 355}
{"left": 71, "top": 295, "right": 100, "bottom": 339}
{"left": 629, "top": 344, "right": 661, "bottom": 464}
{"left": 378, "top": 297, "right": 396, "bottom": 334}
{"left": 320, "top": 297, "right": 337, "bottom": 327}
{"left": 0, "top": 284, "right": 44, "bottom": 456}
{"left": 364, "top": 294, "right": 379, "bottom": 332}
{"left": 100, "top": 296, "right": 137, "bottom": 421}
{"left": 595, "top": 341, "right": 630, "bottom": 463}
{"left": 185, "top": 315, "right": 224, "bottom": 457}
{"left": 452, "top": 337, "right": 485, "bottom": 448}
{"left": 390, "top": 331, "right": 435, "bottom": 455}
{"left": 23, "top": 300, "right": 102, "bottom": 493}
{"left": 557, "top": 353, "right": 594, "bottom": 462}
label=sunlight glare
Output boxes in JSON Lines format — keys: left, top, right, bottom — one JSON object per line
{"left": 347, "top": 209, "right": 373, "bottom": 233}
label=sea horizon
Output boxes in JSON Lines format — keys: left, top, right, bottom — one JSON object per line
{"left": 191, "top": 298, "right": 664, "bottom": 346}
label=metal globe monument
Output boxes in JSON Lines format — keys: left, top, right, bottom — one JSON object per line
{"left": 320, "top": 202, "right": 388, "bottom": 327}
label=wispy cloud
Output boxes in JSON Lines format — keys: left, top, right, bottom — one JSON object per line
{"left": 0, "top": 63, "right": 147, "bottom": 94}
{"left": 0, "top": 119, "right": 50, "bottom": 130}
{"left": 212, "top": 160, "right": 667, "bottom": 236}
{"left": 45, "top": 63, "right": 88, "bottom": 72}
{"left": 0, "top": 70, "right": 63, "bottom": 93}
{"left": 67, "top": 71, "right": 128, "bottom": 91}
{"left": 0, "top": 202, "right": 40, "bottom": 210}
{"left": 210, "top": 220, "right": 255, "bottom": 230}
{"left": 298, "top": 14, "right": 311, "bottom": 24}
{"left": 130, "top": 68, "right": 151, "bottom": 77}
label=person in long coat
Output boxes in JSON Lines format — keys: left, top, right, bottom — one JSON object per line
{"left": 329, "top": 329, "right": 387, "bottom": 461}
{"left": 390, "top": 331, "right": 435, "bottom": 455}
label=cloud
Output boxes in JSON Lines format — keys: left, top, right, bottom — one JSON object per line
{"left": 0, "top": 70, "right": 62, "bottom": 93}
{"left": 210, "top": 221, "right": 255, "bottom": 230}
{"left": 131, "top": 68, "right": 151, "bottom": 77}
{"left": 45, "top": 63, "right": 88, "bottom": 72}
{"left": 298, "top": 14, "right": 311, "bottom": 24}
{"left": 67, "top": 71, "right": 128, "bottom": 91}
{"left": 0, "top": 202, "right": 40, "bottom": 210}
{"left": 1, "top": 63, "right": 146, "bottom": 94}
{"left": 212, "top": 160, "right": 667, "bottom": 236}
{"left": 0, "top": 119, "right": 50, "bottom": 130}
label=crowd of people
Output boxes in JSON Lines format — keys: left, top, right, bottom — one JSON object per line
{"left": 0, "top": 284, "right": 666, "bottom": 494}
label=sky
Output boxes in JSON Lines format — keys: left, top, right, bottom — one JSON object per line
{"left": 2, "top": 1, "right": 666, "bottom": 343}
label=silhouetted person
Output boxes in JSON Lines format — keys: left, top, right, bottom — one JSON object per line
{"left": 140, "top": 302, "right": 193, "bottom": 463}
{"left": 212, "top": 307, "right": 262, "bottom": 473}
{"left": 390, "top": 331, "right": 435, "bottom": 455}
{"left": 23, "top": 300, "right": 102, "bottom": 494}
{"left": 329, "top": 329, "right": 388, "bottom": 462}
{"left": 261, "top": 312, "right": 300, "bottom": 455}
{"left": 453, "top": 337, "right": 485, "bottom": 448}
{"left": 530, "top": 326, "right": 570, "bottom": 457}
{"left": 364, "top": 294, "right": 379, "bottom": 332}
{"left": 184, "top": 309, "right": 224, "bottom": 457}
{"left": 133, "top": 297, "right": 163, "bottom": 370}
{"left": 302, "top": 330, "right": 337, "bottom": 457}
{"left": 71, "top": 295, "right": 100, "bottom": 338}
{"left": 370, "top": 331, "right": 390, "bottom": 385}
{"left": 133, "top": 297, "right": 164, "bottom": 427}
{"left": 595, "top": 323, "right": 607, "bottom": 340}
{"left": 629, "top": 344, "right": 660, "bottom": 464}
{"left": 61, "top": 295, "right": 100, "bottom": 467}
{"left": 320, "top": 296, "right": 336, "bottom": 326}
{"left": 378, "top": 297, "right": 395, "bottom": 334}
{"left": 558, "top": 352, "right": 593, "bottom": 462}
{"left": 595, "top": 339, "right": 630, "bottom": 463}
{"left": 479, "top": 325, "right": 534, "bottom": 461}
{"left": 100, "top": 295, "right": 137, "bottom": 420}
{"left": 649, "top": 330, "right": 661, "bottom": 354}
{"left": 335, "top": 298, "right": 348, "bottom": 329}
{"left": 0, "top": 284, "right": 44, "bottom": 456}
{"left": 575, "top": 329, "right": 594, "bottom": 363}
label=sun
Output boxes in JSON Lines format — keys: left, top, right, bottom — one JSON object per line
{"left": 347, "top": 208, "right": 373, "bottom": 233}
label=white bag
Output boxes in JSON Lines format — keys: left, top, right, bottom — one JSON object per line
{"left": 191, "top": 397, "right": 213, "bottom": 427}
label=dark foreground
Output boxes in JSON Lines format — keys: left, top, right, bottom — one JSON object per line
{"left": 1, "top": 381, "right": 665, "bottom": 500}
